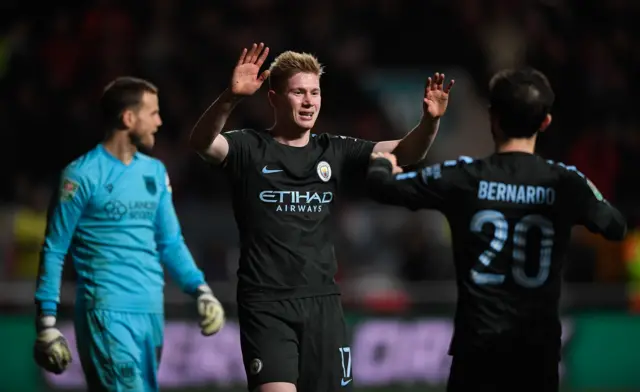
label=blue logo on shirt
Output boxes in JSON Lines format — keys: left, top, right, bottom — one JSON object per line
{"left": 144, "top": 176, "right": 157, "bottom": 195}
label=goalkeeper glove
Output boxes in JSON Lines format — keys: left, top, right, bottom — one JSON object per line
{"left": 33, "top": 316, "right": 72, "bottom": 374}
{"left": 196, "top": 284, "right": 225, "bottom": 336}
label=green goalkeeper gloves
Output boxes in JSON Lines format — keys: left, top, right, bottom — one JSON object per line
{"left": 33, "top": 316, "right": 72, "bottom": 374}
{"left": 196, "top": 284, "right": 225, "bottom": 336}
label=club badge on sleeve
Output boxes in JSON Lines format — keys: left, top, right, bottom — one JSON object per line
{"left": 165, "top": 173, "right": 172, "bottom": 193}
{"left": 60, "top": 179, "right": 79, "bottom": 202}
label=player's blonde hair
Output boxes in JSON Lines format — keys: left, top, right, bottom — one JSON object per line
{"left": 268, "top": 51, "right": 324, "bottom": 92}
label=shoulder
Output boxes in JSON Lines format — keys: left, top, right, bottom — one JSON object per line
{"left": 314, "top": 133, "right": 375, "bottom": 155}
{"left": 136, "top": 154, "right": 172, "bottom": 189}
{"left": 544, "top": 159, "right": 586, "bottom": 178}
{"left": 137, "top": 152, "right": 166, "bottom": 172}
{"left": 62, "top": 147, "right": 102, "bottom": 182}
{"left": 545, "top": 159, "right": 604, "bottom": 200}
{"left": 429, "top": 155, "right": 477, "bottom": 174}
{"left": 59, "top": 148, "right": 102, "bottom": 200}
{"left": 315, "top": 133, "right": 369, "bottom": 143}
{"left": 222, "top": 128, "right": 264, "bottom": 141}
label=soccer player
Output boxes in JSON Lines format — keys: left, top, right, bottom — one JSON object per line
{"left": 188, "top": 43, "right": 454, "bottom": 392}
{"left": 33, "top": 77, "right": 225, "bottom": 392}
{"left": 365, "top": 68, "right": 627, "bottom": 392}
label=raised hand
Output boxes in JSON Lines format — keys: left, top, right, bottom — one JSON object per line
{"left": 230, "top": 43, "right": 271, "bottom": 97}
{"left": 423, "top": 73, "right": 455, "bottom": 119}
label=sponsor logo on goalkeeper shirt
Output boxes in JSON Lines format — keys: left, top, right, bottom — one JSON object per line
{"left": 259, "top": 190, "right": 333, "bottom": 213}
{"left": 103, "top": 200, "right": 158, "bottom": 221}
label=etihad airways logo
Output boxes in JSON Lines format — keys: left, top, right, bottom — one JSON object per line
{"left": 259, "top": 190, "right": 333, "bottom": 213}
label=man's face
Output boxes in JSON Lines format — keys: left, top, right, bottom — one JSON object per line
{"left": 273, "top": 72, "right": 321, "bottom": 131}
{"left": 129, "top": 92, "right": 162, "bottom": 150}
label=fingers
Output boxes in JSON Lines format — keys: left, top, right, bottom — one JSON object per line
{"left": 256, "top": 44, "right": 270, "bottom": 67}
{"left": 258, "top": 70, "right": 270, "bottom": 82}
{"left": 238, "top": 43, "right": 270, "bottom": 68}
{"left": 425, "top": 73, "right": 455, "bottom": 96}
{"left": 444, "top": 79, "right": 456, "bottom": 93}
{"left": 237, "top": 48, "right": 248, "bottom": 66}
{"left": 371, "top": 152, "right": 397, "bottom": 162}
{"left": 248, "top": 43, "right": 260, "bottom": 63}
{"left": 392, "top": 166, "right": 404, "bottom": 175}
{"left": 425, "top": 73, "right": 450, "bottom": 92}
{"left": 425, "top": 77, "right": 433, "bottom": 93}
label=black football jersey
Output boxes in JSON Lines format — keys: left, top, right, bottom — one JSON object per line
{"left": 222, "top": 129, "right": 375, "bottom": 301}
{"left": 367, "top": 152, "right": 626, "bottom": 356}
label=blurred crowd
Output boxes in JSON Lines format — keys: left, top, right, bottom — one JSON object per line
{"left": 1, "top": 0, "right": 638, "bottom": 295}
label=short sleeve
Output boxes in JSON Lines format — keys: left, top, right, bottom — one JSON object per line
{"left": 333, "top": 135, "right": 376, "bottom": 176}
{"left": 221, "top": 129, "right": 253, "bottom": 174}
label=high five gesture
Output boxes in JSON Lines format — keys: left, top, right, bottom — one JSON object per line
{"left": 423, "top": 73, "right": 455, "bottom": 119}
{"left": 231, "top": 43, "right": 271, "bottom": 97}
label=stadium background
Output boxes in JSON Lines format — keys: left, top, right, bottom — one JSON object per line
{"left": 2, "top": 0, "right": 640, "bottom": 391}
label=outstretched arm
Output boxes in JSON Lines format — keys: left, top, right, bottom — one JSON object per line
{"left": 366, "top": 152, "right": 452, "bottom": 211}
{"left": 373, "top": 73, "right": 455, "bottom": 165}
{"left": 189, "top": 43, "right": 270, "bottom": 164}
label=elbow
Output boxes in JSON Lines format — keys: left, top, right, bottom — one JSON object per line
{"left": 601, "top": 218, "right": 628, "bottom": 241}
{"left": 608, "top": 222, "right": 627, "bottom": 241}
{"left": 188, "top": 133, "right": 209, "bottom": 153}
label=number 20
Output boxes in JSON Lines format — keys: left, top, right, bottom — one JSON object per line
{"left": 470, "top": 210, "right": 555, "bottom": 288}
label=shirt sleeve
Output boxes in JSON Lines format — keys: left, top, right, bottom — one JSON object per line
{"left": 155, "top": 165, "right": 205, "bottom": 294}
{"left": 334, "top": 135, "right": 377, "bottom": 177}
{"left": 35, "top": 165, "right": 91, "bottom": 316}
{"left": 565, "top": 169, "right": 627, "bottom": 240}
{"left": 366, "top": 158, "right": 462, "bottom": 212}
{"left": 221, "top": 129, "right": 253, "bottom": 175}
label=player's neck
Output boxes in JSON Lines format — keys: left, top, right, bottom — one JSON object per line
{"left": 102, "top": 132, "right": 138, "bottom": 165}
{"left": 268, "top": 123, "right": 311, "bottom": 147}
{"left": 495, "top": 137, "right": 537, "bottom": 155}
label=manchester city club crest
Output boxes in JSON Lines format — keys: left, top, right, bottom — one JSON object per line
{"left": 317, "top": 161, "right": 332, "bottom": 182}
{"left": 249, "top": 358, "right": 263, "bottom": 375}
{"left": 143, "top": 176, "right": 157, "bottom": 195}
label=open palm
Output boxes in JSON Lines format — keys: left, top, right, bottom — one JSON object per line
{"left": 230, "top": 43, "right": 270, "bottom": 97}
{"left": 423, "top": 73, "right": 455, "bottom": 119}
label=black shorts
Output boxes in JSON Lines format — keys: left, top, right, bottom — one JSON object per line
{"left": 238, "top": 294, "right": 352, "bottom": 391}
{"left": 447, "top": 350, "right": 559, "bottom": 392}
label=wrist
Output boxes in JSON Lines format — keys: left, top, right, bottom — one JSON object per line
{"left": 419, "top": 115, "right": 440, "bottom": 127}
{"left": 37, "top": 301, "right": 58, "bottom": 317}
{"left": 36, "top": 315, "right": 57, "bottom": 332}
{"left": 195, "top": 283, "right": 213, "bottom": 297}
{"left": 370, "top": 157, "right": 393, "bottom": 172}
{"left": 222, "top": 88, "right": 243, "bottom": 104}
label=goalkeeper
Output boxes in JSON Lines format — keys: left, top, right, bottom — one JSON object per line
{"left": 34, "top": 77, "right": 225, "bottom": 392}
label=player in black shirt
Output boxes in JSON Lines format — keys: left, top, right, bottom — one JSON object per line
{"left": 188, "top": 43, "right": 454, "bottom": 392}
{"left": 366, "top": 68, "right": 627, "bottom": 392}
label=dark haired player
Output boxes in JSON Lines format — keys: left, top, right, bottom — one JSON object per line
{"left": 366, "top": 68, "right": 627, "bottom": 392}
{"left": 34, "top": 77, "right": 224, "bottom": 391}
{"left": 189, "top": 43, "right": 454, "bottom": 392}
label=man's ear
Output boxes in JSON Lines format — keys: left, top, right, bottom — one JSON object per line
{"left": 267, "top": 90, "right": 277, "bottom": 109}
{"left": 539, "top": 114, "right": 552, "bottom": 132}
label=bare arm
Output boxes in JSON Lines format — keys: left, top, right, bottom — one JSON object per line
{"left": 373, "top": 73, "right": 454, "bottom": 166}
{"left": 189, "top": 89, "right": 241, "bottom": 163}
{"left": 373, "top": 117, "right": 440, "bottom": 165}
{"left": 188, "top": 43, "right": 270, "bottom": 164}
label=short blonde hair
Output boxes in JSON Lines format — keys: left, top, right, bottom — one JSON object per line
{"left": 268, "top": 51, "right": 324, "bottom": 92}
